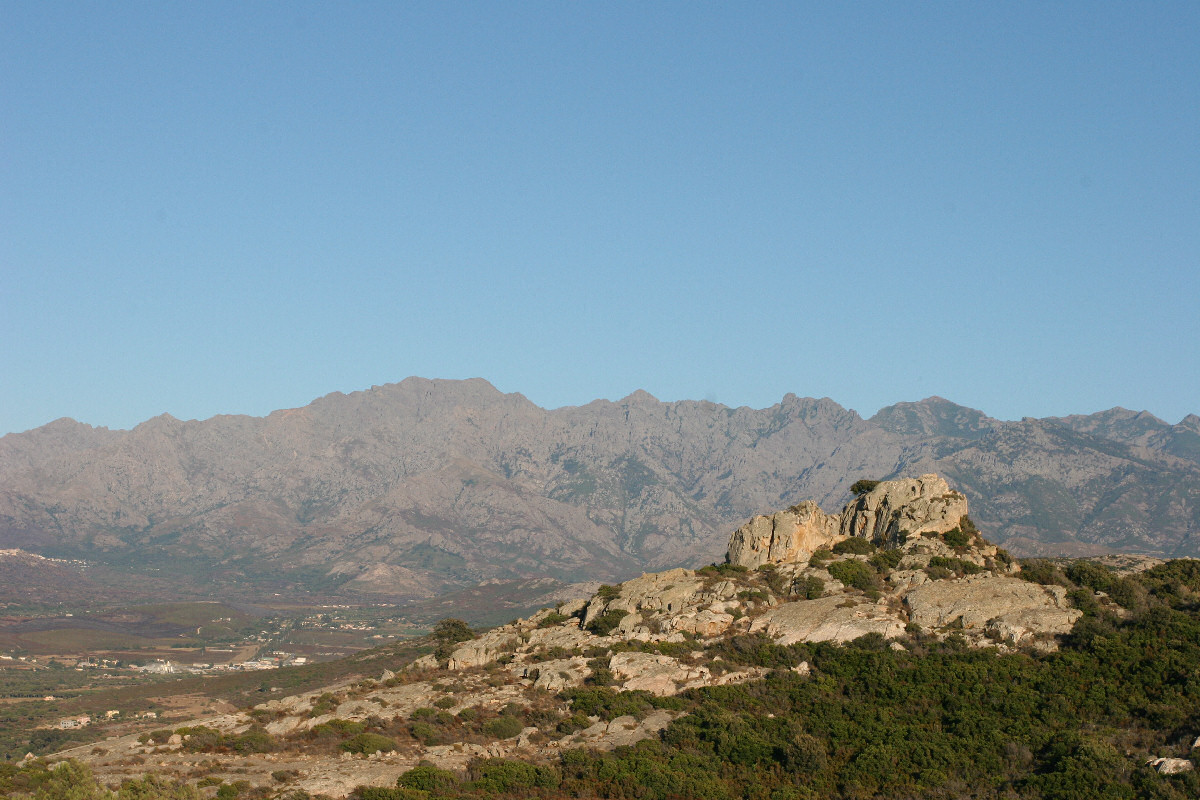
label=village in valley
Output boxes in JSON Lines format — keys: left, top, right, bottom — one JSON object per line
{"left": 0, "top": 599, "right": 429, "bottom": 757}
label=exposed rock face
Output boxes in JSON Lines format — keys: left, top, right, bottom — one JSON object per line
{"left": 447, "top": 628, "right": 523, "bottom": 670}
{"left": 1148, "top": 757, "right": 1195, "bottom": 775}
{"left": 599, "top": 569, "right": 703, "bottom": 617}
{"left": 726, "top": 501, "right": 842, "bottom": 568}
{"left": 519, "top": 657, "right": 589, "bottom": 692}
{"left": 574, "top": 710, "right": 677, "bottom": 750}
{"left": 610, "top": 652, "right": 704, "bottom": 696}
{"left": 904, "top": 576, "right": 1081, "bottom": 646}
{"left": 750, "top": 596, "right": 907, "bottom": 644}
{"left": 727, "top": 474, "right": 968, "bottom": 567}
{"left": 839, "top": 475, "right": 968, "bottom": 545}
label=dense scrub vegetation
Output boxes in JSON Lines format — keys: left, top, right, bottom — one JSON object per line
{"left": 6, "top": 560, "right": 1200, "bottom": 799}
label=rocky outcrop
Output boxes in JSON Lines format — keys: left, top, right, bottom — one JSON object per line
{"left": 904, "top": 576, "right": 1081, "bottom": 646}
{"left": 750, "top": 596, "right": 907, "bottom": 644}
{"left": 607, "top": 651, "right": 766, "bottom": 696}
{"left": 727, "top": 474, "right": 969, "bottom": 567}
{"left": 591, "top": 569, "right": 703, "bottom": 618}
{"left": 571, "top": 710, "right": 678, "bottom": 751}
{"left": 513, "top": 657, "right": 591, "bottom": 692}
{"left": 1147, "top": 757, "right": 1194, "bottom": 775}
{"left": 725, "top": 501, "right": 842, "bottom": 568}
{"left": 839, "top": 475, "right": 968, "bottom": 545}
{"left": 447, "top": 628, "right": 522, "bottom": 670}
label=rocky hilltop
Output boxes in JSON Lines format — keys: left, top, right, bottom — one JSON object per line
{"left": 51, "top": 477, "right": 1108, "bottom": 797}
{"left": 1, "top": 379, "right": 1198, "bottom": 602}
{"left": 727, "top": 474, "right": 970, "bottom": 566}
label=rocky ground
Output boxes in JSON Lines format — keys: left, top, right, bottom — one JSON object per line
{"left": 43, "top": 475, "right": 1119, "bottom": 798}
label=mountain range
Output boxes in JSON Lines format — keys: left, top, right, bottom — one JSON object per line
{"left": 1, "top": 377, "right": 1197, "bottom": 602}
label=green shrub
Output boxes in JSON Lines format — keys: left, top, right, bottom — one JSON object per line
{"left": 596, "top": 584, "right": 621, "bottom": 600}
{"left": 314, "top": 718, "right": 365, "bottom": 736}
{"left": 1065, "top": 561, "right": 1114, "bottom": 590}
{"left": 698, "top": 563, "right": 750, "bottom": 577}
{"left": 355, "top": 788, "right": 424, "bottom": 800}
{"left": 782, "top": 731, "right": 828, "bottom": 774}
{"left": 1019, "top": 559, "right": 1069, "bottom": 586}
{"left": 809, "top": 549, "right": 834, "bottom": 564}
{"left": 433, "top": 696, "right": 455, "bottom": 709}
{"left": 827, "top": 560, "right": 878, "bottom": 592}
{"left": 850, "top": 479, "right": 880, "bottom": 496}
{"left": 470, "top": 759, "right": 559, "bottom": 792}
{"left": 847, "top": 632, "right": 889, "bottom": 651}
{"left": 927, "top": 556, "right": 983, "bottom": 577}
{"left": 585, "top": 664, "right": 615, "bottom": 686}
{"left": 833, "top": 537, "right": 876, "bottom": 555}
{"left": 869, "top": 549, "right": 903, "bottom": 572}
{"left": 482, "top": 715, "right": 525, "bottom": 739}
{"left": 226, "top": 725, "right": 274, "bottom": 754}
{"left": 563, "top": 687, "right": 667, "bottom": 720}
{"left": 760, "top": 565, "right": 789, "bottom": 594}
{"left": 408, "top": 721, "right": 439, "bottom": 746}
{"left": 795, "top": 575, "right": 825, "bottom": 600}
{"left": 342, "top": 733, "right": 397, "bottom": 754}
{"left": 432, "top": 618, "right": 475, "bottom": 662}
{"left": 432, "top": 618, "right": 475, "bottom": 643}
{"left": 310, "top": 692, "right": 338, "bottom": 716}
{"left": 556, "top": 712, "right": 590, "bottom": 734}
{"left": 585, "top": 609, "right": 626, "bottom": 636}
{"left": 538, "top": 611, "right": 571, "bottom": 627}
{"left": 176, "top": 725, "right": 223, "bottom": 751}
{"left": 398, "top": 764, "right": 459, "bottom": 792}
{"left": 942, "top": 528, "right": 971, "bottom": 548}
{"left": 1105, "top": 577, "right": 1144, "bottom": 610}
{"left": 1068, "top": 588, "right": 1101, "bottom": 616}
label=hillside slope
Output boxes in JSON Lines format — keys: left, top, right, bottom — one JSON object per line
{"left": 31, "top": 480, "right": 1200, "bottom": 799}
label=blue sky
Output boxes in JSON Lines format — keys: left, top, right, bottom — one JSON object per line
{"left": 2, "top": 2, "right": 1197, "bottom": 436}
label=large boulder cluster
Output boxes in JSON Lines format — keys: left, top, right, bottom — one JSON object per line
{"left": 727, "top": 474, "right": 969, "bottom": 567}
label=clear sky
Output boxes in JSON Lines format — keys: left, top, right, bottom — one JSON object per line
{"left": 2, "top": 2, "right": 1198, "bottom": 436}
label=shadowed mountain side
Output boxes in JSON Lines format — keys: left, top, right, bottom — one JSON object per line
{"left": 1, "top": 379, "right": 1198, "bottom": 599}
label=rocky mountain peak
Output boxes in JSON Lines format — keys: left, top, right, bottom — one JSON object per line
{"left": 870, "top": 397, "right": 994, "bottom": 439}
{"left": 619, "top": 389, "right": 660, "bottom": 405}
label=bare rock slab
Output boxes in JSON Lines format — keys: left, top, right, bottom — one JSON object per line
{"left": 751, "top": 595, "right": 907, "bottom": 644}
{"left": 905, "top": 576, "right": 1081, "bottom": 643}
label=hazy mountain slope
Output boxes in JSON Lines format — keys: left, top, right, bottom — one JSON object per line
{"left": 1051, "top": 408, "right": 1200, "bottom": 466}
{"left": 1, "top": 379, "right": 1197, "bottom": 599}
